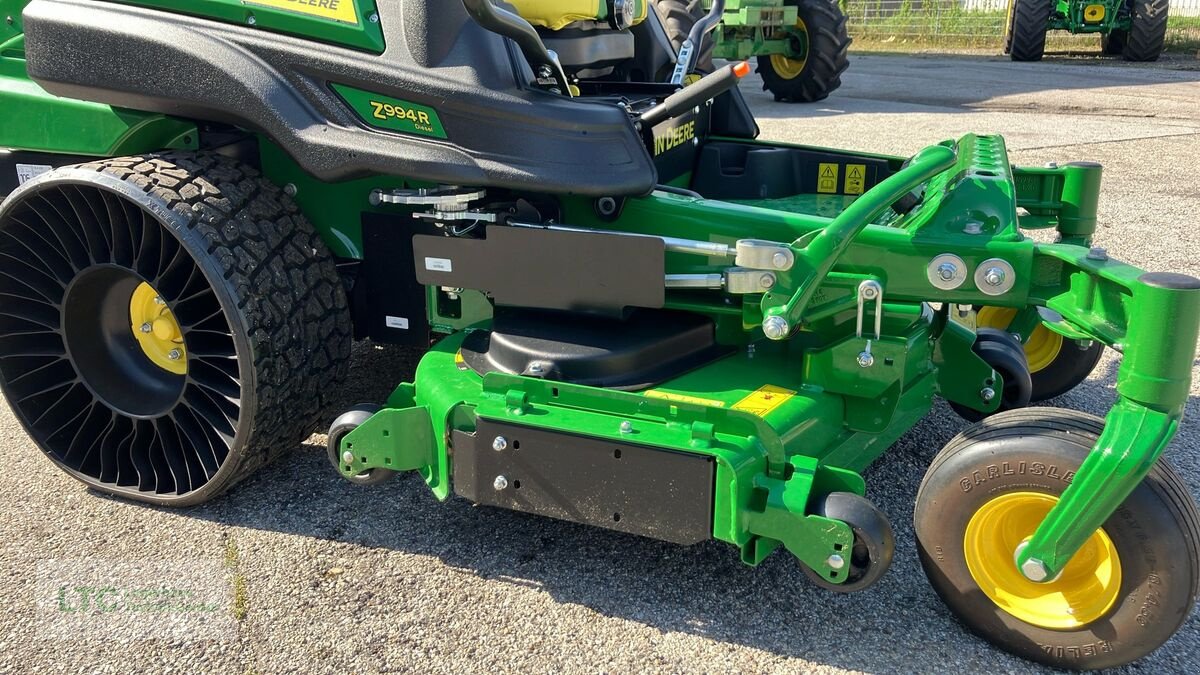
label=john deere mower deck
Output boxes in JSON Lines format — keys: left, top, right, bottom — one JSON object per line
{"left": 1, "top": 0, "right": 1198, "bottom": 669}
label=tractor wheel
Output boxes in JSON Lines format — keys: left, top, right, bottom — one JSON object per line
{"left": 1008, "top": 0, "right": 1052, "bottom": 62}
{"left": 0, "top": 153, "right": 352, "bottom": 506}
{"left": 801, "top": 492, "right": 895, "bottom": 593}
{"left": 756, "top": 0, "right": 850, "bottom": 103}
{"left": 976, "top": 306, "right": 1103, "bottom": 401}
{"left": 1100, "top": 28, "right": 1128, "bottom": 55}
{"left": 654, "top": 0, "right": 715, "bottom": 75}
{"left": 915, "top": 408, "right": 1200, "bottom": 669}
{"left": 327, "top": 405, "right": 396, "bottom": 486}
{"left": 1123, "top": 0, "right": 1169, "bottom": 62}
{"left": 949, "top": 328, "right": 1032, "bottom": 423}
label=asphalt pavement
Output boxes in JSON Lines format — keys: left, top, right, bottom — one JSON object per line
{"left": 3, "top": 53, "right": 1200, "bottom": 674}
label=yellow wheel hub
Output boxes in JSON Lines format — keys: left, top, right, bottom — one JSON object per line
{"left": 129, "top": 282, "right": 187, "bottom": 375}
{"left": 964, "top": 492, "right": 1122, "bottom": 629}
{"left": 976, "top": 306, "right": 1064, "bottom": 373}
{"left": 769, "top": 18, "right": 809, "bottom": 80}
{"left": 1084, "top": 4, "right": 1106, "bottom": 22}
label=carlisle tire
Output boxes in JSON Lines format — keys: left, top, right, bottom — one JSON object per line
{"left": 0, "top": 153, "right": 352, "bottom": 505}
{"left": 915, "top": 409, "right": 1200, "bottom": 669}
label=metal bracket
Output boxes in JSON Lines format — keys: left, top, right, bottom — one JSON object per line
{"left": 855, "top": 280, "right": 883, "bottom": 368}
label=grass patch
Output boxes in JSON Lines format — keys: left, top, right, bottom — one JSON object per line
{"left": 225, "top": 535, "right": 249, "bottom": 622}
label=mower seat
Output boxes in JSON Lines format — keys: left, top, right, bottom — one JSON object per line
{"left": 509, "top": 0, "right": 650, "bottom": 74}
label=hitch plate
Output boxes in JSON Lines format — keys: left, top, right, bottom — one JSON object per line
{"left": 453, "top": 419, "right": 714, "bottom": 545}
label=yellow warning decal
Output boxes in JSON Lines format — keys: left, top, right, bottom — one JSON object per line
{"left": 644, "top": 390, "right": 726, "bottom": 408}
{"left": 245, "top": 0, "right": 360, "bottom": 25}
{"left": 732, "top": 384, "right": 796, "bottom": 417}
{"left": 845, "top": 164, "right": 866, "bottom": 195}
{"left": 454, "top": 350, "right": 469, "bottom": 371}
{"left": 817, "top": 163, "right": 839, "bottom": 194}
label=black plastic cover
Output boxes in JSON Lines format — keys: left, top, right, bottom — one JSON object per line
{"left": 22, "top": 0, "right": 658, "bottom": 196}
{"left": 460, "top": 307, "right": 730, "bottom": 390}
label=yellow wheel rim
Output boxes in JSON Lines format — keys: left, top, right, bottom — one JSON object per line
{"left": 769, "top": 18, "right": 809, "bottom": 80}
{"left": 976, "top": 306, "right": 1064, "bottom": 373}
{"left": 964, "top": 492, "right": 1122, "bottom": 629}
{"left": 129, "top": 281, "right": 187, "bottom": 375}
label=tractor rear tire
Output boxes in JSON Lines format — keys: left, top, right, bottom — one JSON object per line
{"left": 1008, "top": 0, "right": 1052, "bottom": 62}
{"left": 1101, "top": 28, "right": 1128, "bottom": 55}
{"left": 756, "top": 0, "right": 851, "bottom": 103}
{"left": 1123, "top": 0, "right": 1169, "bottom": 62}
{"left": 0, "top": 152, "right": 352, "bottom": 506}
{"left": 654, "top": 0, "right": 716, "bottom": 75}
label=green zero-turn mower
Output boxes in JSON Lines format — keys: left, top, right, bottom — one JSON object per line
{"left": 1006, "top": 0, "right": 1170, "bottom": 61}
{"left": 655, "top": 0, "right": 850, "bottom": 102}
{"left": 1, "top": 0, "right": 1198, "bottom": 668}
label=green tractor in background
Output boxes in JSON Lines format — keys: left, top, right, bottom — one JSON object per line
{"left": 656, "top": 0, "right": 850, "bottom": 101}
{"left": 1006, "top": 0, "right": 1170, "bottom": 61}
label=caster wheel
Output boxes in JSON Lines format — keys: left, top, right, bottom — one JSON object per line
{"left": 801, "top": 492, "right": 894, "bottom": 593}
{"left": 0, "top": 153, "right": 351, "bottom": 505}
{"left": 977, "top": 306, "right": 1103, "bottom": 401}
{"left": 915, "top": 408, "right": 1200, "bottom": 669}
{"left": 328, "top": 405, "right": 396, "bottom": 486}
{"left": 950, "top": 328, "right": 1032, "bottom": 422}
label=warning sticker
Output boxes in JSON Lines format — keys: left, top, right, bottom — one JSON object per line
{"left": 644, "top": 390, "right": 726, "bottom": 408}
{"left": 732, "top": 384, "right": 796, "bottom": 418}
{"left": 817, "top": 163, "right": 839, "bottom": 194}
{"left": 845, "top": 164, "right": 866, "bottom": 195}
{"left": 245, "top": 0, "right": 360, "bottom": 25}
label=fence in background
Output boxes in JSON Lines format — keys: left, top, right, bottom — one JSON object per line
{"left": 840, "top": 0, "right": 1200, "bottom": 51}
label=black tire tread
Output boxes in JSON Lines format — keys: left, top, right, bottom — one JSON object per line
{"left": 756, "top": 0, "right": 850, "bottom": 103}
{"left": 920, "top": 406, "right": 1200, "bottom": 603}
{"left": 1123, "top": 0, "right": 1169, "bottom": 61}
{"left": 654, "top": 0, "right": 716, "bottom": 74}
{"left": 1009, "top": 0, "right": 1052, "bottom": 62}
{"left": 74, "top": 152, "right": 352, "bottom": 500}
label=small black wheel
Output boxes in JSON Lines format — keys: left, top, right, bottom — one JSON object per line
{"left": 801, "top": 492, "right": 895, "bottom": 593}
{"left": 1100, "top": 28, "right": 1128, "bottom": 56}
{"left": 915, "top": 408, "right": 1200, "bottom": 670}
{"left": 653, "top": 0, "right": 715, "bottom": 76}
{"left": 756, "top": 0, "right": 850, "bottom": 103}
{"left": 1008, "top": 0, "right": 1052, "bottom": 62}
{"left": 327, "top": 405, "right": 396, "bottom": 486}
{"left": 976, "top": 306, "right": 1103, "bottom": 401}
{"left": 1122, "top": 0, "right": 1169, "bottom": 62}
{"left": 0, "top": 153, "right": 351, "bottom": 505}
{"left": 949, "top": 328, "right": 1032, "bottom": 422}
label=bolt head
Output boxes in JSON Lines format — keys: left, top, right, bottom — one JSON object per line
{"left": 493, "top": 475, "right": 509, "bottom": 491}
{"left": 980, "top": 387, "right": 996, "bottom": 402}
{"left": 140, "top": 322, "right": 153, "bottom": 333}
{"left": 963, "top": 222, "right": 983, "bottom": 235}
{"left": 762, "top": 316, "right": 790, "bottom": 341}
{"left": 492, "top": 436, "right": 508, "bottom": 452}
{"left": 937, "top": 263, "right": 958, "bottom": 281}
{"left": 857, "top": 351, "right": 875, "bottom": 368}
{"left": 983, "top": 267, "right": 1006, "bottom": 287}
{"left": 1087, "top": 247, "right": 1109, "bottom": 261}
{"left": 759, "top": 273, "right": 775, "bottom": 290}
{"left": 153, "top": 296, "right": 165, "bottom": 305}
{"left": 772, "top": 251, "right": 791, "bottom": 270}
{"left": 1021, "top": 557, "right": 1050, "bottom": 582}
{"left": 341, "top": 450, "right": 354, "bottom": 464}
{"left": 826, "top": 554, "right": 846, "bottom": 571}
{"left": 167, "top": 349, "right": 182, "bottom": 361}
{"left": 619, "top": 421, "right": 633, "bottom": 434}
{"left": 247, "top": 15, "right": 257, "bottom": 25}
{"left": 369, "top": 12, "right": 380, "bottom": 23}
{"left": 283, "top": 183, "right": 298, "bottom": 197}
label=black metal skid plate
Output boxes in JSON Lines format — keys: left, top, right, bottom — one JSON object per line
{"left": 453, "top": 419, "right": 714, "bottom": 545}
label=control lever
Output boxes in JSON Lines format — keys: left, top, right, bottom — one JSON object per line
{"left": 461, "top": 0, "right": 572, "bottom": 95}
{"left": 670, "top": 0, "right": 726, "bottom": 84}
{"left": 640, "top": 61, "right": 751, "bottom": 129}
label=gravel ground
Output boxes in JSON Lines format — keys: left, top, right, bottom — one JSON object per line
{"left": 3, "top": 53, "right": 1200, "bottom": 674}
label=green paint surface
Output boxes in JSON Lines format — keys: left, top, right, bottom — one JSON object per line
{"left": 331, "top": 83, "right": 448, "bottom": 140}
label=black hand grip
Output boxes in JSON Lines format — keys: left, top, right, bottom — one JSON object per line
{"left": 462, "top": 0, "right": 571, "bottom": 94}
{"left": 641, "top": 61, "right": 751, "bottom": 129}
